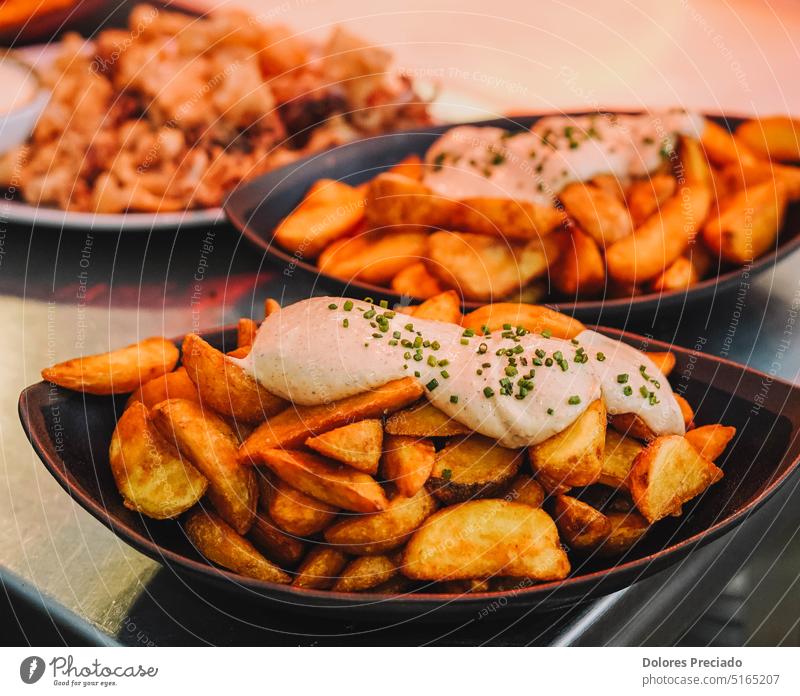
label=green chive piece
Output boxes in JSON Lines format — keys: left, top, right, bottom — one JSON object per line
{"left": 461, "top": 338, "right": 469, "bottom": 345}
{"left": 463, "top": 328, "right": 475, "bottom": 337}
{"left": 379, "top": 299, "right": 388, "bottom": 309}
{"left": 640, "top": 386, "right": 650, "bottom": 398}
{"left": 547, "top": 408, "right": 554, "bottom": 415}
{"left": 440, "top": 370, "right": 450, "bottom": 379}
{"left": 617, "top": 373, "right": 629, "bottom": 383}
{"left": 427, "top": 355, "right": 438, "bottom": 367}
{"left": 450, "top": 395, "right": 459, "bottom": 404}
{"left": 343, "top": 300, "right": 353, "bottom": 311}
{"left": 596, "top": 352, "right": 606, "bottom": 361}
{"left": 483, "top": 387, "right": 495, "bottom": 398}
{"left": 568, "top": 395, "right": 581, "bottom": 405}
{"left": 405, "top": 323, "right": 414, "bottom": 331}
{"left": 328, "top": 303, "right": 337, "bottom": 310}
{"left": 393, "top": 331, "right": 401, "bottom": 339}
{"left": 541, "top": 330, "right": 552, "bottom": 339}
{"left": 343, "top": 319, "right": 349, "bottom": 328}
{"left": 478, "top": 343, "right": 488, "bottom": 354}
{"left": 505, "top": 366, "right": 518, "bottom": 377}
{"left": 442, "top": 468, "right": 452, "bottom": 481}
{"left": 426, "top": 379, "right": 439, "bottom": 392}
{"left": 623, "top": 386, "right": 633, "bottom": 396}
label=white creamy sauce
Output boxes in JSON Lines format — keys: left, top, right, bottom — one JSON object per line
{"left": 0, "top": 59, "right": 37, "bottom": 114}
{"left": 422, "top": 111, "right": 705, "bottom": 206}
{"left": 234, "top": 297, "right": 684, "bottom": 448}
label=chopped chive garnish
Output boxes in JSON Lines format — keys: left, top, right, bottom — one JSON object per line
{"left": 617, "top": 373, "right": 629, "bottom": 383}
{"left": 483, "top": 387, "right": 495, "bottom": 398}
{"left": 372, "top": 333, "right": 382, "bottom": 339}
{"left": 502, "top": 323, "right": 512, "bottom": 330}
{"left": 505, "top": 366, "right": 518, "bottom": 377}
{"left": 328, "top": 303, "right": 337, "bottom": 310}
{"left": 640, "top": 386, "right": 650, "bottom": 398}
{"left": 571, "top": 338, "right": 579, "bottom": 345}
{"left": 541, "top": 330, "right": 552, "bottom": 339}
{"left": 596, "top": 352, "right": 606, "bottom": 361}
{"left": 413, "top": 336, "right": 422, "bottom": 348}
{"left": 343, "top": 319, "right": 349, "bottom": 328}
{"left": 623, "top": 385, "right": 633, "bottom": 396}
{"left": 547, "top": 408, "right": 554, "bottom": 415}
{"left": 450, "top": 395, "right": 459, "bottom": 404}
{"left": 364, "top": 297, "right": 374, "bottom": 304}
{"left": 343, "top": 300, "right": 353, "bottom": 311}
{"left": 393, "top": 331, "right": 401, "bottom": 339}
{"left": 442, "top": 468, "right": 452, "bottom": 481}
{"left": 533, "top": 358, "right": 543, "bottom": 366}
{"left": 431, "top": 341, "right": 440, "bottom": 350}
{"left": 389, "top": 340, "right": 398, "bottom": 346}
{"left": 439, "top": 359, "right": 450, "bottom": 367}
{"left": 460, "top": 338, "right": 469, "bottom": 345}
{"left": 463, "top": 328, "right": 475, "bottom": 337}
{"left": 413, "top": 353, "right": 423, "bottom": 361}
{"left": 427, "top": 355, "right": 438, "bottom": 367}
{"left": 404, "top": 351, "right": 411, "bottom": 360}
{"left": 545, "top": 358, "right": 553, "bottom": 367}
{"left": 414, "top": 370, "right": 421, "bottom": 377}
{"left": 426, "top": 379, "right": 439, "bottom": 392}
{"left": 379, "top": 299, "right": 388, "bottom": 309}
{"left": 568, "top": 395, "right": 581, "bottom": 405}
{"left": 405, "top": 323, "right": 414, "bottom": 331}
{"left": 476, "top": 369, "right": 483, "bottom": 375}
{"left": 363, "top": 309, "right": 376, "bottom": 319}
{"left": 535, "top": 349, "right": 545, "bottom": 358}
{"left": 441, "top": 370, "right": 450, "bottom": 379}
{"left": 478, "top": 343, "right": 488, "bottom": 354}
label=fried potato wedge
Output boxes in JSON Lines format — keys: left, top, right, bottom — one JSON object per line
{"left": 237, "top": 318, "right": 258, "bottom": 349}
{"left": 248, "top": 512, "right": 306, "bottom": 567}
{"left": 684, "top": 424, "right": 736, "bottom": 461}
{"left": 42, "top": 337, "right": 179, "bottom": 395}
{"left": 151, "top": 398, "right": 257, "bottom": 534}
{"left": 452, "top": 197, "right": 564, "bottom": 240}
{"left": 675, "top": 394, "right": 695, "bottom": 429}
{"left": 389, "top": 154, "right": 424, "bottom": 181}
{"left": 324, "top": 488, "right": 437, "bottom": 555}
{"left": 426, "top": 232, "right": 556, "bottom": 301}
{"left": 552, "top": 227, "right": 606, "bottom": 296}
{"left": 332, "top": 553, "right": 399, "bottom": 592}
{"left": 504, "top": 475, "right": 545, "bottom": 508}
{"left": 647, "top": 351, "right": 676, "bottom": 376}
{"left": 461, "top": 302, "right": 585, "bottom": 340}
{"left": 407, "top": 289, "right": 462, "bottom": 323}
{"left": 258, "top": 448, "right": 389, "bottom": 513}
{"left": 182, "top": 334, "right": 287, "bottom": 424}
{"left": 109, "top": 401, "right": 207, "bottom": 519}
{"left": 529, "top": 399, "right": 606, "bottom": 487}
{"left": 559, "top": 182, "right": 632, "bottom": 247}
{"left": 391, "top": 262, "right": 443, "bottom": 299}
{"left": 126, "top": 367, "right": 199, "bottom": 410}
{"left": 403, "top": 500, "right": 570, "bottom": 581}
{"left": 385, "top": 401, "right": 470, "bottom": 437}
{"left": 626, "top": 174, "right": 677, "bottom": 227}
{"left": 274, "top": 179, "right": 365, "bottom": 258}
{"left": 241, "top": 377, "right": 423, "bottom": 456}
{"left": 599, "top": 428, "right": 643, "bottom": 490}
{"left": 651, "top": 256, "right": 699, "bottom": 293}
{"left": 264, "top": 298, "right": 281, "bottom": 318}
{"left": 606, "top": 139, "right": 712, "bottom": 284}
{"left": 185, "top": 508, "right": 290, "bottom": 584}
{"left": 736, "top": 116, "right": 800, "bottom": 162}
{"left": 703, "top": 180, "right": 788, "bottom": 264}
{"left": 719, "top": 160, "right": 800, "bottom": 201}
{"left": 305, "top": 419, "right": 383, "bottom": 474}
{"left": 553, "top": 495, "right": 611, "bottom": 551}
{"left": 628, "top": 435, "right": 723, "bottom": 523}
{"left": 381, "top": 434, "right": 436, "bottom": 497}
{"left": 701, "top": 119, "right": 758, "bottom": 167}
{"left": 292, "top": 547, "right": 350, "bottom": 590}
{"left": 608, "top": 413, "right": 657, "bottom": 442}
{"left": 364, "top": 172, "right": 457, "bottom": 229}
{"left": 597, "top": 511, "right": 649, "bottom": 556}
{"left": 427, "top": 434, "right": 523, "bottom": 504}
{"left": 318, "top": 229, "right": 429, "bottom": 285}
{"left": 266, "top": 478, "right": 338, "bottom": 536}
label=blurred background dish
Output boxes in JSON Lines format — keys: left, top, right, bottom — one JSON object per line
{"left": 0, "top": 51, "right": 50, "bottom": 155}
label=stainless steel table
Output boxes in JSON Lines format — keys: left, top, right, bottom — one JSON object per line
{"left": 1, "top": 218, "right": 799, "bottom": 646}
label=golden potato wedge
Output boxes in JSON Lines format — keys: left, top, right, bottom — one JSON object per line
{"left": 318, "top": 229, "right": 429, "bottom": 285}
{"left": 597, "top": 511, "right": 649, "bottom": 556}
{"left": 403, "top": 500, "right": 570, "bottom": 581}
{"left": 703, "top": 180, "right": 788, "bottom": 264}
{"left": 274, "top": 178, "right": 365, "bottom": 258}
{"left": 428, "top": 434, "right": 523, "bottom": 504}
{"left": 553, "top": 495, "right": 611, "bottom": 551}
{"left": 292, "top": 547, "right": 349, "bottom": 590}
{"left": 551, "top": 227, "right": 606, "bottom": 296}
{"left": 626, "top": 174, "right": 677, "bottom": 227}
{"left": 240, "top": 377, "right": 423, "bottom": 456}
{"left": 181, "top": 333, "right": 287, "bottom": 424}
{"left": 736, "top": 116, "right": 800, "bottom": 161}
{"left": 647, "top": 351, "right": 676, "bottom": 376}
{"left": 42, "top": 337, "right": 179, "bottom": 395}
{"left": 685, "top": 424, "right": 736, "bottom": 461}
{"left": 266, "top": 478, "right": 338, "bottom": 537}
{"left": 332, "top": 553, "right": 399, "bottom": 592}
{"left": 264, "top": 298, "right": 281, "bottom": 318}
{"left": 651, "top": 256, "right": 699, "bottom": 293}
{"left": 675, "top": 393, "right": 695, "bottom": 429}
{"left": 407, "top": 289, "right": 462, "bottom": 323}
{"left": 529, "top": 399, "right": 606, "bottom": 487}
{"left": 248, "top": 512, "right": 306, "bottom": 567}
{"left": 426, "top": 232, "right": 555, "bottom": 301}
{"left": 719, "top": 160, "right": 800, "bottom": 200}
{"left": 151, "top": 398, "right": 257, "bottom": 534}
{"left": 559, "top": 182, "right": 632, "bottom": 247}
{"left": 109, "top": 401, "right": 207, "bottom": 519}
{"left": 126, "top": 367, "right": 199, "bottom": 410}
{"left": 536, "top": 471, "right": 572, "bottom": 496}
{"left": 451, "top": 196, "right": 564, "bottom": 240}
{"left": 599, "top": 428, "right": 643, "bottom": 490}
{"left": 608, "top": 412, "right": 657, "bottom": 442}
{"left": 504, "top": 475, "right": 545, "bottom": 508}
{"left": 701, "top": 119, "right": 759, "bottom": 167}
{"left": 381, "top": 434, "right": 436, "bottom": 497}
{"left": 389, "top": 154, "right": 424, "bottom": 181}
{"left": 324, "top": 488, "right": 437, "bottom": 555}
{"left": 391, "top": 262, "right": 443, "bottom": 299}
{"left": 237, "top": 318, "right": 258, "bottom": 349}
{"left": 461, "top": 302, "right": 585, "bottom": 339}
{"left": 185, "top": 508, "right": 290, "bottom": 584}
{"left": 628, "top": 435, "right": 723, "bottom": 523}
{"left": 257, "top": 448, "right": 389, "bottom": 513}
{"left": 364, "top": 172, "right": 457, "bottom": 229}
{"left": 305, "top": 419, "right": 383, "bottom": 474}
{"left": 385, "top": 401, "right": 470, "bottom": 437}
{"left": 591, "top": 173, "right": 626, "bottom": 203}
{"left": 606, "top": 139, "right": 712, "bottom": 284}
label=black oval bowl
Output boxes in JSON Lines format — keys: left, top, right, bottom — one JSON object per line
{"left": 18, "top": 326, "right": 800, "bottom": 619}
{"left": 224, "top": 113, "right": 800, "bottom": 323}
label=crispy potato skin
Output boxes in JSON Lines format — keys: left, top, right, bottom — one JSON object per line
{"left": 461, "top": 302, "right": 585, "bottom": 340}
{"left": 651, "top": 256, "right": 699, "bottom": 293}
{"left": 597, "top": 511, "right": 650, "bottom": 557}
{"left": 391, "top": 262, "right": 443, "bottom": 299}
{"left": 552, "top": 227, "right": 606, "bottom": 296}
{"left": 504, "top": 475, "right": 545, "bottom": 508}
{"left": 685, "top": 424, "right": 736, "bottom": 461}
{"left": 305, "top": 419, "right": 383, "bottom": 474}
{"left": 292, "top": 547, "right": 349, "bottom": 590}
{"left": 626, "top": 174, "right": 677, "bottom": 227}
{"left": 553, "top": 495, "right": 611, "bottom": 550}
{"left": 385, "top": 401, "right": 470, "bottom": 437}
{"left": 151, "top": 398, "right": 257, "bottom": 534}
{"left": 608, "top": 412, "right": 657, "bottom": 442}
{"left": 266, "top": 477, "right": 338, "bottom": 536}
{"left": 109, "top": 401, "right": 207, "bottom": 519}
{"left": 402, "top": 500, "right": 570, "bottom": 581}
{"left": 248, "top": 512, "right": 305, "bottom": 567}
{"left": 599, "top": 428, "right": 643, "bottom": 490}
{"left": 736, "top": 116, "right": 800, "bottom": 162}
{"left": 364, "top": 172, "right": 457, "bottom": 229}
{"left": 530, "top": 399, "right": 606, "bottom": 487}
{"left": 240, "top": 377, "right": 423, "bottom": 456}
{"left": 237, "top": 318, "right": 258, "bottom": 349}
{"left": 324, "top": 489, "right": 437, "bottom": 555}
{"left": 407, "top": 289, "right": 462, "bottom": 323}
{"left": 381, "top": 434, "right": 436, "bottom": 497}
{"left": 43, "top": 337, "right": 179, "bottom": 395}
{"left": 257, "top": 448, "right": 389, "bottom": 513}
{"left": 701, "top": 119, "right": 759, "bottom": 167}
{"left": 184, "top": 508, "right": 290, "bottom": 584}
{"left": 451, "top": 197, "right": 563, "bottom": 239}
{"left": 559, "top": 182, "right": 632, "bottom": 247}
{"left": 182, "top": 333, "right": 286, "bottom": 424}
{"left": 332, "top": 554, "right": 399, "bottom": 592}
{"left": 628, "top": 435, "right": 723, "bottom": 523}
{"left": 126, "top": 367, "right": 199, "bottom": 410}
